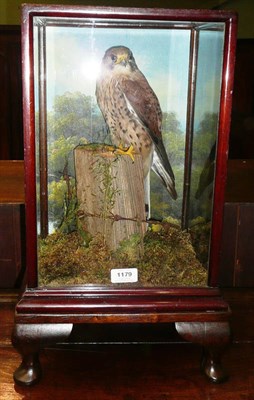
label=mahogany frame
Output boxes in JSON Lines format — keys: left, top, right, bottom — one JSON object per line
{"left": 13, "top": 4, "right": 237, "bottom": 386}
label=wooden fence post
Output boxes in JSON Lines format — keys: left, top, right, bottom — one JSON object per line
{"left": 74, "top": 144, "right": 147, "bottom": 253}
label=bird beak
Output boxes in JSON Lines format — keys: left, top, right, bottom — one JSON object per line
{"left": 116, "top": 54, "right": 127, "bottom": 66}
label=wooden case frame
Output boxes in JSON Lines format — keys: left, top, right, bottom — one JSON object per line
{"left": 13, "top": 4, "right": 237, "bottom": 386}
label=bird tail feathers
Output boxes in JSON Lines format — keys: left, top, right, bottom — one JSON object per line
{"left": 152, "top": 151, "right": 177, "bottom": 200}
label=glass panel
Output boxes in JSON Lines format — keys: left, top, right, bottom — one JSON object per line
{"left": 33, "top": 18, "right": 225, "bottom": 287}
{"left": 189, "top": 28, "right": 225, "bottom": 267}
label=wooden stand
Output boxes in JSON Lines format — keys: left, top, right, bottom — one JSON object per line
{"left": 12, "top": 287, "right": 231, "bottom": 386}
{"left": 14, "top": 3, "right": 237, "bottom": 390}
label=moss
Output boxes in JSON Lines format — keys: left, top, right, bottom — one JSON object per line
{"left": 138, "top": 225, "right": 207, "bottom": 286}
{"left": 38, "top": 221, "right": 207, "bottom": 287}
{"left": 77, "top": 143, "right": 116, "bottom": 153}
{"left": 114, "top": 233, "right": 144, "bottom": 264}
{"left": 39, "top": 233, "right": 111, "bottom": 286}
{"left": 38, "top": 232, "right": 84, "bottom": 285}
{"left": 189, "top": 217, "right": 211, "bottom": 267}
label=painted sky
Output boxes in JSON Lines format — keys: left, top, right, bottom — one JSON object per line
{"left": 39, "top": 23, "right": 224, "bottom": 131}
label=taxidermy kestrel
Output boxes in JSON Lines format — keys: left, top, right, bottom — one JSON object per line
{"left": 96, "top": 45, "right": 177, "bottom": 213}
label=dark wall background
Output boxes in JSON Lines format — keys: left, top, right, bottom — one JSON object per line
{"left": 0, "top": 26, "right": 23, "bottom": 159}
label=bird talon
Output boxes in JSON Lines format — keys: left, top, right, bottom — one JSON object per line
{"left": 114, "top": 144, "right": 135, "bottom": 162}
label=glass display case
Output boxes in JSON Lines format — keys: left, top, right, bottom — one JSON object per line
{"left": 12, "top": 5, "right": 237, "bottom": 386}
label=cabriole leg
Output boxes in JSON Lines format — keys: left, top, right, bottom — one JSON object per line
{"left": 12, "top": 323, "right": 73, "bottom": 386}
{"left": 13, "top": 352, "right": 41, "bottom": 386}
{"left": 201, "top": 345, "right": 229, "bottom": 383}
{"left": 175, "top": 321, "right": 230, "bottom": 383}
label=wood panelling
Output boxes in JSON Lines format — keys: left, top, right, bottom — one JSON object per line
{"left": 218, "top": 203, "right": 238, "bottom": 286}
{"left": 0, "top": 160, "right": 24, "bottom": 203}
{"left": 219, "top": 202, "right": 254, "bottom": 287}
{"left": 218, "top": 160, "right": 254, "bottom": 287}
{"left": 0, "top": 161, "right": 25, "bottom": 288}
{"left": 230, "top": 39, "right": 254, "bottom": 159}
{"left": 0, "top": 204, "right": 25, "bottom": 288}
{"left": 225, "top": 160, "right": 254, "bottom": 203}
{"left": 235, "top": 204, "right": 254, "bottom": 286}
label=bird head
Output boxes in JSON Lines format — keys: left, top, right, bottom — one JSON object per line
{"left": 102, "top": 46, "right": 137, "bottom": 73}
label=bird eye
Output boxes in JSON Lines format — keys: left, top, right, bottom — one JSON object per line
{"left": 111, "top": 54, "right": 117, "bottom": 62}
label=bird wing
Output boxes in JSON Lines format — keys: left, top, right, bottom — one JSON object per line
{"left": 121, "top": 74, "right": 177, "bottom": 200}
{"left": 121, "top": 72, "right": 162, "bottom": 139}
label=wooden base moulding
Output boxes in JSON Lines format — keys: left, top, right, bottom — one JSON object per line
{"left": 12, "top": 287, "right": 231, "bottom": 386}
